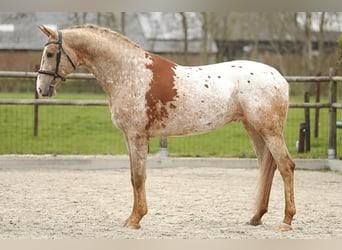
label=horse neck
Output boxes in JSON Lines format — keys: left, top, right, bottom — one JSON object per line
{"left": 64, "top": 28, "right": 148, "bottom": 93}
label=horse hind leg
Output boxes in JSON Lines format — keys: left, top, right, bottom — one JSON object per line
{"left": 242, "top": 121, "right": 277, "bottom": 226}
{"left": 250, "top": 151, "right": 277, "bottom": 226}
{"left": 262, "top": 133, "right": 296, "bottom": 231}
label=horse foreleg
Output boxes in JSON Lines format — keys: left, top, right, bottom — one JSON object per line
{"left": 123, "top": 134, "right": 149, "bottom": 229}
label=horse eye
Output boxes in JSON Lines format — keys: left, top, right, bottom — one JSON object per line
{"left": 46, "top": 52, "right": 54, "bottom": 58}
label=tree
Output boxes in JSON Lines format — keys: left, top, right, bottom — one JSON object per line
{"left": 121, "top": 12, "right": 126, "bottom": 35}
{"left": 70, "top": 12, "right": 118, "bottom": 30}
{"left": 179, "top": 12, "right": 189, "bottom": 65}
{"left": 317, "top": 12, "right": 326, "bottom": 74}
{"left": 212, "top": 14, "right": 227, "bottom": 63}
{"left": 303, "top": 12, "right": 313, "bottom": 75}
{"left": 71, "top": 12, "right": 88, "bottom": 25}
{"left": 266, "top": 12, "right": 300, "bottom": 75}
{"left": 200, "top": 12, "right": 209, "bottom": 64}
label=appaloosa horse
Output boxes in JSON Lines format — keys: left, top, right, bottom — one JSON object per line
{"left": 36, "top": 24, "right": 295, "bottom": 231}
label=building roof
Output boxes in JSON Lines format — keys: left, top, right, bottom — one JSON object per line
{"left": 0, "top": 12, "right": 217, "bottom": 53}
{"left": 1, "top": 12, "right": 340, "bottom": 53}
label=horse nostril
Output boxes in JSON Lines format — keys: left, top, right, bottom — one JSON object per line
{"left": 38, "top": 88, "right": 49, "bottom": 97}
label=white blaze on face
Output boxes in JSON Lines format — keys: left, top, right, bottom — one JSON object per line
{"left": 36, "top": 47, "right": 53, "bottom": 97}
{"left": 36, "top": 45, "right": 63, "bottom": 97}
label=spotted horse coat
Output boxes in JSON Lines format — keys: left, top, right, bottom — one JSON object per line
{"left": 37, "top": 24, "right": 295, "bottom": 232}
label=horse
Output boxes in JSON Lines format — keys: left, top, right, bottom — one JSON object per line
{"left": 36, "top": 24, "right": 296, "bottom": 231}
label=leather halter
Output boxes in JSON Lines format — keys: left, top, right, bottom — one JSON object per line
{"left": 38, "top": 31, "right": 76, "bottom": 82}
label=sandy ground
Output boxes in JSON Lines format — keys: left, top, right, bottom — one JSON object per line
{"left": 0, "top": 167, "right": 341, "bottom": 239}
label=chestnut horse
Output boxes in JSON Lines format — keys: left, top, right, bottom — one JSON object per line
{"left": 36, "top": 24, "right": 295, "bottom": 231}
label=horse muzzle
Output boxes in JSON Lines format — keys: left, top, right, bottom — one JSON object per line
{"left": 37, "top": 78, "right": 58, "bottom": 97}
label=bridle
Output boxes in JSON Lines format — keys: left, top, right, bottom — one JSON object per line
{"left": 38, "top": 31, "right": 76, "bottom": 83}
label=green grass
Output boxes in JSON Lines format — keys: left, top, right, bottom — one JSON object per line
{"left": 0, "top": 104, "right": 125, "bottom": 155}
{"left": 1, "top": 92, "right": 342, "bottom": 158}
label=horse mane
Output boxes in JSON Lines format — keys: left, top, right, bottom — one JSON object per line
{"left": 66, "top": 24, "right": 141, "bottom": 49}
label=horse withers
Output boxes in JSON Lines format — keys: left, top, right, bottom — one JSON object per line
{"left": 36, "top": 24, "right": 295, "bottom": 231}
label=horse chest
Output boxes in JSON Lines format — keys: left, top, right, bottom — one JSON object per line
{"left": 109, "top": 87, "right": 149, "bottom": 133}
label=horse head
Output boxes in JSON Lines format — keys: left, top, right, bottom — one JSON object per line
{"left": 36, "top": 25, "right": 77, "bottom": 97}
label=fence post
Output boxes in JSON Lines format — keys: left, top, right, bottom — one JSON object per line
{"left": 159, "top": 137, "right": 168, "bottom": 157}
{"left": 33, "top": 65, "right": 39, "bottom": 137}
{"left": 298, "top": 122, "right": 307, "bottom": 153}
{"left": 328, "top": 67, "right": 337, "bottom": 159}
{"left": 304, "top": 92, "right": 311, "bottom": 152}
{"left": 314, "top": 72, "right": 321, "bottom": 138}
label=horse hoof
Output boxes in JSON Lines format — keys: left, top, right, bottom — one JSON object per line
{"left": 248, "top": 219, "right": 262, "bottom": 226}
{"left": 123, "top": 220, "right": 141, "bottom": 229}
{"left": 278, "top": 222, "right": 292, "bottom": 231}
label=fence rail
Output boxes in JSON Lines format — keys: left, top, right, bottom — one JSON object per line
{"left": 2, "top": 70, "right": 342, "bottom": 82}
{"left": 0, "top": 99, "right": 108, "bottom": 106}
{"left": 0, "top": 70, "right": 341, "bottom": 158}
{"left": 0, "top": 99, "right": 338, "bottom": 109}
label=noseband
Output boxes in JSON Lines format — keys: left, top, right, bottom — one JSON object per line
{"left": 38, "top": 31, "right": 76, "bottom": 83}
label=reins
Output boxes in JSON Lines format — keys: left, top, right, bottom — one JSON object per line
{"left": 38, "top": 31, "right": 76, "bottom": 82}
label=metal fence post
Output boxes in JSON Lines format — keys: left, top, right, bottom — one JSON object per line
{"left": 298, "top": 122, "right": 307, "bottom": 153}
{"left": 328, "top": 67, "right": 337, "bottom": 159}
{"left": 159, "top": 137, "right": 168, "bottom": 157}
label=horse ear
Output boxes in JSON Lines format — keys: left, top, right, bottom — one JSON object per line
{"left": 38, "top": 25, "right": 58, "bottom": 40}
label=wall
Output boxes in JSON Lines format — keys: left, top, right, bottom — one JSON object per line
{"left": 0, "top": 50, "right": 42, "bottom": 71}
